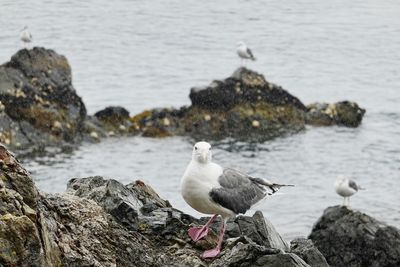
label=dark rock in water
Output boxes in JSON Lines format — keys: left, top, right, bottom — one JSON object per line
{"left": 0, "top": 47, "right": 86, "bottom": 149}
{"left": 290, "top": 238, "right": 329, "bottom": 267}
{"left": 190, "top": 67, "right": 307, "bottom": 111}
{"left": 94, "top": 106, "right": 130, "bottom": 125}
{"left": 0, "top": 144, "right": 318, "bottom": 266}
{"left": 309, "top": 205, "right": 400, "bottom": 267}
{"left": 0, "top": 49, "right": 136, "bottom": 153}
{"left": 132, "top": 67, "right": 365, "bottom": 141}
{"left": 306, "top": 101, "right": 366, "bottom": 127}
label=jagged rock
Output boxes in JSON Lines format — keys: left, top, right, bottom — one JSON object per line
{"left": 94, "top": 106, "right": 130, "bottom": 123}
{"left": 290, "top": 238, "right": 329, "bottom": 267}
{"left": 0, "top": 47, "right": 86, "bottom": 149}
{"left": 132, "top": 68, "right": 365, "bottom": 141}
{"left": 309, "top": 206, "right": 400, "bottom": 267}
{"left": 92, "top": 106, "right": 133, "bottom": 135}
{"left": 190, "top": 68, "right": 306, "bottom": 111}
{"left": 0, "top": 144, "right": 320, "bottom": 266}
{"left": 306, "top": 101, "right": 365, "bottom": 127}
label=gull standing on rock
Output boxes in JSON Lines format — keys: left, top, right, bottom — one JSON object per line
{"left": 237, "top": 41, "right": 256, "bottom": 66}
{"left": 181, "top": 141, "right": 293, "bottom": 258}
{"left": 335, "top": 175, "right": 364, "bottom": 208}
{"left": 20, "top": 26, "right": 32, "bottom": 48}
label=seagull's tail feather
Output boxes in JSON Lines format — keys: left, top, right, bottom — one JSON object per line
{"left": 250, "top": 177, "right": 294, "bottom": 195}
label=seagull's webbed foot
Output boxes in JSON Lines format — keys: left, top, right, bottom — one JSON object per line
{"left": 201, "top": 246, "right": 221, "bottom": 258}
{"left": 188, "top": 226, "right": 209, "bottom": 242}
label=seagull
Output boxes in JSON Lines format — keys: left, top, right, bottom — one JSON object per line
{"left": 181, "top": 141, "right": 293, "bottom": 258}
{"left": 20, "top": 26, "right": 32, "bottom": 48}
{"left": 335, "top": 175, "right": 364, "bottom": 207}
{"left": 237, "top": 41, "right": 256, "bottom": 66}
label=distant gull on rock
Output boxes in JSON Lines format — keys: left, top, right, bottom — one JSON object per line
{"left": 335, "top": 175, "right": 364, "bottom": 207}
{"left": 237, "top": 41, "right": 256, "bottom": 66}
{"left": 20, "top": 26, "right": 32, "bottom": 47}
{"left": 181, "top": 141, "right": 293, "bottom": 258}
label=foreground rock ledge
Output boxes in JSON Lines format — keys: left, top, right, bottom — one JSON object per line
{"left": 0, "top": 48, "right": 366, "bottom": 153}
{"left": 309, "top": 206, "right": 400, "bottom": 267}
{"left": 0, "top": 144, "right": 327, "bottom": 266}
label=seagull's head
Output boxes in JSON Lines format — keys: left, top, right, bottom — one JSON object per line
{"left": 237, "top": 41, "right": 245, "bottom": 47}
{"left": 336, "top": 175, "right": 347, "bottom": 184}
{"left": 192, "top": 141, "right": 212, "bottom": 164}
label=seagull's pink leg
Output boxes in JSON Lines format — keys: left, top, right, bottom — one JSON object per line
{"left": 201, "top": 218, "right": 227, "bottom": 258}
{"left": 188, "top": 214, "right": 218, "bottom": 242}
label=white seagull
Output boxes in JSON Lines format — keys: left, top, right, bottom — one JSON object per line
{"left": 20, "top": 26, "right": 32, "bottom": 48}
{"left": 181, "top": 141, "right": 293, "bottom": 258}
{"left": 237, "top": 41, "right": 256, "bottom": 66}
{"left": 335, "top": 175, "right": 364, "bottom": 207}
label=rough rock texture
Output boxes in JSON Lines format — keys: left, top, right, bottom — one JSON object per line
{"left": 306, "top": 101, "right": 366, "bottom": 127}
{"left": 290, "top": 238, "right": 329, "bottom": 267}
{"left": 309, "top": 205, "right": 400, "bottom": 267}
{"left": 131, "top": 67, "right": 365, "bottom": 140}
{"left": 0, "top": 144, "right": 324, "bottom": 266}
{"left": 0, "top": 48, "right": 135, "bottom": 153}
{"left": 0, "top": 48, "right": 86, "bottom": 149}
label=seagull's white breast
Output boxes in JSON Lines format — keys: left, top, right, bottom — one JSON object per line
{"left": 237, "top": 45, "right": 250, "bottom": 59}
{"left": 20, "top": 30, "right": 32, "bottom": 43}
{"left": 181, "top": 161, "right": 235, "bottom": 218}
{"left": 335, "top": 179, "right": 356, "bottom": 197}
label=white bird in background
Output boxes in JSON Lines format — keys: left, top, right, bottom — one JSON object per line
{"left": 335, "top": 175, "right": 364, "bottom": 207}
{"left": 181, "top": 141, "right": 293, "bottom": 258}
{"left": 20, "top": 26, "right": 32, "bottom": 48}
{"left": 237, "top": 41, "right": 256, "bottom": 66}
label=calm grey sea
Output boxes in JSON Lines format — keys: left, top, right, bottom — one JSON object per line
{"left": 1, "top": 0, "right": 399, "bottom": 239}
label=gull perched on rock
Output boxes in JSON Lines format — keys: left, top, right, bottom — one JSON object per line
{"left": 20, "top": 26, "right": 32, "bottom": 48}
{"left": 237, "top": 41, "right": 256, "bottom": 66}
{"left": 181, "top": 141, "right": 293, "bottom": 258}
{"left": 335, "top": 175, "right": 364, "bottom": 207}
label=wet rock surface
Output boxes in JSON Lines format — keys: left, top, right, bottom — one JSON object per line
{"left": 0, "top": 48, "right": 86, "bottom": 149}
{"left": 132, "top": 68, "right": 365, "bottom": 140}
{"left": 309, "top": 205, "right": 400, "bottom": 267}
{"left": 0, "top": 144, "right": 324, "bottom": 266}
{"left": 290, "top": 238, "right": 329, "bottom": 267}
{"left": 306, "top": 101, "right": 366, "bottom": 127}
{"left": 0, "top": 48, "right": 134, "bottom": 153}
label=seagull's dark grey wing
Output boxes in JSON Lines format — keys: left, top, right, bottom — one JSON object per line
{"left": 209, "top": 168, "right": 288, "bottom": 214}
{"left": 246, "top": 47, "right": 256, "bottom": 60}
{"left": 348, "top": 180, "right": 359, "bottom": 191}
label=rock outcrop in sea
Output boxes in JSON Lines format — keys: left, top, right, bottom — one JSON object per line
{"left": 309, "top": 206, "right": 400, "bottom": 267}
{"left": 0, "top": 144, "right": 327, "bottom": 266}
{"left": 0, "top": 47, "right": 366, "bottom": 152}
{"left": 132, "top": 68, "right": 365, "bottom": 140}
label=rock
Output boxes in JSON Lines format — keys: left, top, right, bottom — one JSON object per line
{"left": 189, "top": 67, "right": 307, "bottom": 111}
{"left": 132, "top": 68, "right": 365, "bottom": 141}
{"left": 0, "top": 47, "right": 87, "bottom": 149}
{"left": 290, "top": 238, "right": 329, "bottom": 267}
{"left": 0, "top": 144, "right": 322, "bottom": 266}
{"left": 306, "top": 101, "right": 365, "bottom": 127}
{"left": 309, "top": 205, "right": 400, "bottom": 267}
{"left": 94, "top": 106, "right": 130, "bottom": 123}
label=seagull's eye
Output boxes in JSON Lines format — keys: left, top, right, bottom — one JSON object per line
{"left": 194, "top": 146, "right": 198, "bottom": 150}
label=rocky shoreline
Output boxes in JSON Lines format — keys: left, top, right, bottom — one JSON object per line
{"left": 0, "top": 47, "right": 365, "bottom": 155}
{"left": 1, "top": 144, "right": 399, "bottom": 266}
